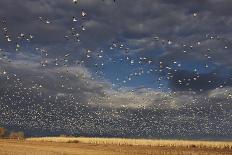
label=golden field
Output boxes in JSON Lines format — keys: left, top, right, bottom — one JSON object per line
{"left": 0, "top": 137, "right": 231, "bottom": 155}
{"left": 27, "top": 137, "right": 232, "bottom": 149}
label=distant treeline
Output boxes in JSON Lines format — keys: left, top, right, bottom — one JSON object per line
{"left": 0, "top": 127, "right": 24, "bottom": 139}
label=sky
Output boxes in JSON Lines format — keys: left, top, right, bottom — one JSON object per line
{"left": 0, "top": 0, "right": 232, "bottom": 139}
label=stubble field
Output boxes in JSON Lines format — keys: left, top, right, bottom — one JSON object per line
{"left": 0, "top": 137, "right": 232, "bottom": 155}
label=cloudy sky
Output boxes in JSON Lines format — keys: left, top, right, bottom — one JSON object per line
{"left": 0, "top": 0, "right": 232, "bottom": 139}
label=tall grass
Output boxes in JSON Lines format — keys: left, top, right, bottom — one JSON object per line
{"left": 27, "top": 137, "right": 232, "bottom": 149}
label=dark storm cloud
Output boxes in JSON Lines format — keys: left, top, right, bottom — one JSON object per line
{"left": 167, "top": 70, "right": 232, "bottom": 92}
{"left": 1, "top": 0, "right": 232, "bottom": 62}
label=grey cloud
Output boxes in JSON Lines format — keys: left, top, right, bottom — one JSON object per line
{"left": 166, "top": 69, "right": 232, "bottom": 92}
{"left": 1, "top": 0, "right": 232, "bottom": 67}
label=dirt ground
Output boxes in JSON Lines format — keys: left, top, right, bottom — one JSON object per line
{"left": 0, "top": 139, "right": 231, "bottom": 155}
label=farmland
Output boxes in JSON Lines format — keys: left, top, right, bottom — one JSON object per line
{"left": 0, "top": 137, "right": 231, "bottom": 155}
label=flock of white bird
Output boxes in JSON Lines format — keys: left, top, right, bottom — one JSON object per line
{"left": 0, "top": 0, "right": 231, "bottom": 137}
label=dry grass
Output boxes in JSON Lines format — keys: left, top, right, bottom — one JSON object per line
{"left": 1, "top": 139, "right": 232, "bottom": 155}
{"left": 27, "top": 137, "right": 232, "bottom": 150}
